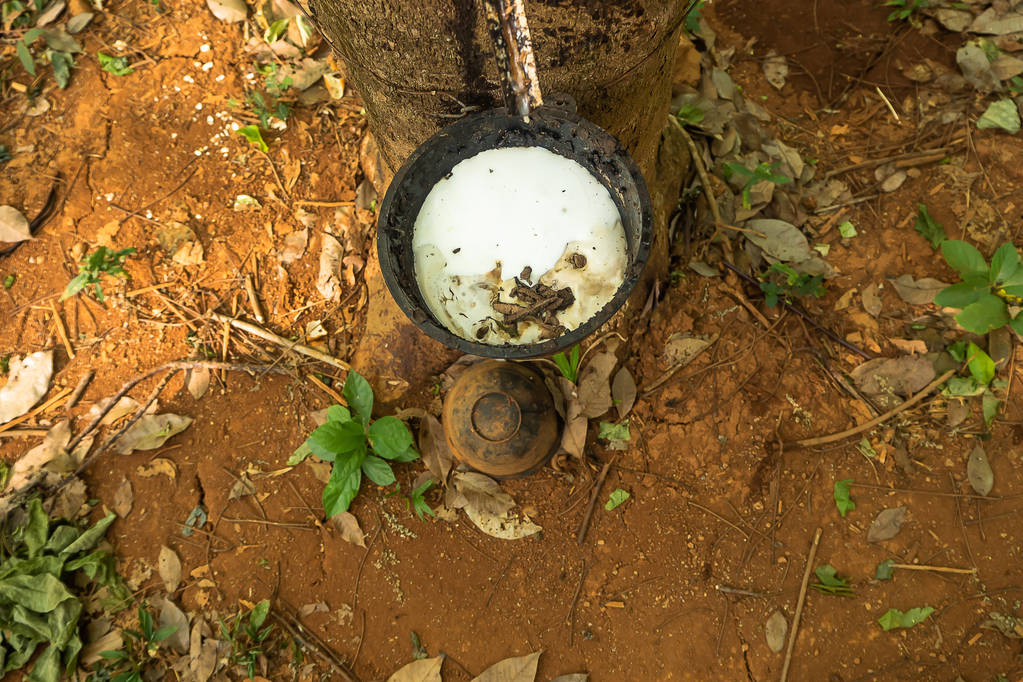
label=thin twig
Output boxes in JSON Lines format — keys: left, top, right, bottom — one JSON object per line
{"left": 849, "top": 482, "right": 1012, "bottom": 501}
{"left": 353, "top": 522, "right": 382, "bottom": 610}
{"left": 641, "top": 333, "right": 720, "bottom": 396}
{"left": 209, "top": 312, "right": 352, "bottom": 371}
{"left": 781, "top": 527, "right": 823, "bottom": 682}
{"left": 788, "top": 369, "right": 956, "bottom": 449}
{"left": 271, "top": 607, "right": 359, "bottom": 682}
{"left": 243, "top": 273, "right": 265, "bottom": 324}
{"left": 567, "top": 560, "right": 587, "bottom": 646}
{"left": 890, "top": 563, "right": 976, "bottom": 575}
{"left": 0, "top": 387, "right": 72, "bottom": 435}
{"left": 672, "top": 118, "right": 731, "bottom": 253}
{"left": 576, "top": 456, "right": 616, "bottom": 545}
{"left": 65, "top": 369, "right": 94, "bottom": 411}
{"left": 221, "top": 517, "right": 316, "bottom": 530}
{"left": 49, "top": 301, "right": 74, "bottom": 358}
{"left": 716, "top": 585, "right": 771, "bottom": 598}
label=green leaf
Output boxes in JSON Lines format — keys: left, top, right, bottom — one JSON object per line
{"left": 810, "top": 564, "right": 854, "bottom": 596}
{"left": 26, "top": 643, "right": 60, "bottom": 682}
{"left": 16, "top": 40, "right": 36, "bottom": 76}
{"left": 389, "top": 445, "right": 420, "bottom": 463}
{"left": 60, "top": 272, "right": 88, "bottom": 300}
{"left": 878, "top": 606, "right": 934, "bottom": 631}
{"left": 151, "top": 625, "right": 178, "bottom": 643}
{"left": 265, "top": 17, "right": 289, "bottom": 42}
{"left": 307, "top": 420, "right": 365, "bottom": 462}
{"left": 833, "top": 478, "right": 855, "bottom": 517}
{"left": 875, "top": 559, "right": 895, "bottom": 580}
{"left": 966, "top": 342, "right": 995, "bottom": 385}
{"left": 236, "top": 124, "right": 268, "bottom": 153}
{"left": 941, "top": 240, "right": 988, "bottom": 279}
{"left": 96, "top": 51, "right": 133, "bottom": 76}
{"left": 287, "top": 441, "right": 312, "bottom": 466}
{"left": 49, "top": 50, "right": 73, "bottom": 89}
{"left": 326, "top": 404, "right": 351, "bottom": 423}
{"left": 598, "top": 420, "right": 631, "bottom": 442}
{"left": 322, "top": 451, "right": 365, "bottom": 518}
{"left": 1010, "top": 313, "right": 1023, "bottom": 336}
{"left": 250, "top": 599, "right": 270, "bottom": 630}
{"left": 342, "top": 371, "right": 373, "bottom": 427}
{"left": 42, "top": 525, "right": 80, "bottom": 555}
{"left": 989, "top": 243, "right": 1020, "bottom": 284}
{"left": 23, "top": 498, "right": 49, "bottom": 560}
{"left": 0, "top": 573, "right": 73, "bottom": 612}
{"left": 933, "top": 278, "right": 989, "bottom": 309}
{"left": 977, "top": 99, "right": 1021, "bottom": 134}
{"left": 944, "top": 376, "right": 985, "bottom": 397}
{"left": 98, "top": 650, "right": 129, "bottom": 660}
{"left": 360, "top": 455, "right": 395, "bottom": 486}
{"left": 604, "top": 488, "right": 630, "bottom": 511}
{"left": 552, "top": 346, "right": 580, "bottom": 383}
{"left": 982, "top": 394, "right": 1001, "bottom": 427}
{"left": 955, "top": 293, "right": 1009, "bottom": 334}
{"left": 914, "top": 204, "right": 946, "bottom": 249}
{"left": 838, "top": 221, "right": 857, "bottom": 238}
{"left": 59, "top": 511, "right": 114, "bottom": 558}
{"left": 368, "top": 416, "right": 413, "bottom": 460}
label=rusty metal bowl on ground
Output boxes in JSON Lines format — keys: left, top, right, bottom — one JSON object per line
{"left": 442, "top": 360, "right": 559, "bottom": 478}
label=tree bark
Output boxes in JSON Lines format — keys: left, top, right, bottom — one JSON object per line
{"left": 309, "top": 0, "right": 690, "bottom": 399}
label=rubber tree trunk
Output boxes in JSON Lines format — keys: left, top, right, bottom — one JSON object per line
{"left": 309, "top": 0, "right": 691, "bottom": 400}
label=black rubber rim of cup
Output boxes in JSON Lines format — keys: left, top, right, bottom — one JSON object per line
{"left": 376, "top": 94, "right": 653, "bottom": 359}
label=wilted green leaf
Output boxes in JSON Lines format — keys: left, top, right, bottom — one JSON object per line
{"left": 833, "top": 479, "right": 855, "bottom": 517}
{"left": 977, "top": 99, "right": 1021, "bottom": 134}
{"left": 878, "top": 606, "right": 934, "bottom": 631}
{"left": 875, "top": 559, "right": 895, "bottom": 580}
{"left": 811, "top": 564, "right": 854, "bottom": 596}
{"left": 914, "top": 204, "right": 946, "bottom": 249}
{"left": 96, "top": 51, "right": 133, "bottom": 76}
{"left": 605, "top": 489, "right": 630, "bottom": 511}
{"left": 838, "top": 221, "right": 857, "bottom": 238}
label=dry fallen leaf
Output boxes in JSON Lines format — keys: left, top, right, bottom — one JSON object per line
{"left": 763, "top": 52, "right": 788, "bottom": 90}
{"left": 560, "top": 415, "right": 587, "bottom": 460}
{"left": 612, "top": 368, "right": 637, "bottom": 420}
{"left": 861, "top": 284, "right": 882, "bottom": 317}
{"left": 889, "top": 338, "right": 928, "bottom": 355}
{"left": 576, "top": 352, "right": 617, "bottom": 419}
{"left": 866, "top": 506, "right": 907, "bottom": 543}
{"left": 387, "top": 655, "right": 444, "bottom": 682}
{"left": 280, "top": 228, "right": 309, "bottom": 264}
{"left": 0, "top": 351, "right": 53, "bottom": 424}
{"left": 153, "top": 596, "right": 190, "bottom": 653}
{"left": 472, "top": 651, "right": 541, "bottom": 682}
{"left": 462, "top": 504, "right": 542, "bottom": 540}
{"left": 550, "top": 675, "right": 588, "bottom": 682}
{"left": 114, "top": 414, "right": 193, "bottom": 454}
{"left": 158, "top": 545, "right": 182, "bottom": 593}
{"left": 186, "top": 367, "right": 211, "bottom": 400}
{"left": 88, "top": 396, "right": 142, "bottom": 425}
{"left": 299, "top": 602, "right": 330, "bottom": 617}
{"left": 663, "top": 334, "right": 711, "bottom": 368}
{"left": 850, "top": 357, "right": 935, "bottom": 398}
{"left": 453, "top": 472, "right": 515, "bottom": 516}
{"left": 765, "top": 611, "right": 787, "bottom": 653}
{"left": 889, "top": 274, "right": 949, "bottom": 306}
{"left": 205, "top": 0, "right": 246, "bottom": 22}
{"left": 80, "top": 629, "right": 123, "bottom": 666}
{"left": 331, "top": 511, "right": 366, "bottom": 547}
{"left": 136, "top": 457, "right": 177, "bottom": 481}
{"left": 0, "top": 205, "right": 32, "bottom": 243}
{"left": 967, "top": 446, "right": 994, "bottom": 496}
{"left": 228, "top": 474, "right": 255, "bottom": 500}
{"left": 418, "top": 415, "right": 454, "bottom": 484}
{"left": 112, "top": 477, "right": 134, "bottom": 517}
{"left": 4, "top": 420, "right": 73, "bottom": 493}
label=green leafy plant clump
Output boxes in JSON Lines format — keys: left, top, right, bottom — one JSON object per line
{"left": 934, "top": 241, "right": 1023, "bottom": 335}
{"left": 810, "top": 564, "right": 854, "bottom": 597}
{"left": 0, "top": 499, "right": 127, "bottom": 682}
{"left": 552, "top": 344, "right": 580, "bottom": 383}
{"left": 62, "top": 246, "right": 135, "bottom": 302}
{"left": 723, "top": 161, "right": 792, "bottom": 210}
{"left": 291, "top": 371, "right": 419, "bottom": 518}
{"left": 884, "top": 0, "right": 928, "bottom": 23}
{"left": 97, "top": 51, "right": 134, "bottom": 76}
{"left": 878, "top": 606, "right": 934, "bottom": 631}
{"left": 833, "top": 478, "right": 855, "bottom": 517}
{"left": 219, "top": 599, "right": 273, "bottom": 679}
{"left": 96, "top": 605, "right": 178, "bottom": 682}
{"left": 759, "top": 263, "right": 826, "bottom": 308}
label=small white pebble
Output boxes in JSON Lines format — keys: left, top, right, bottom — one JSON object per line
{"left": 206, "top": 115, "right": 214, "bottom": 125}
{"left": 170, "top": 132, "right": 178, "bottom": 139}
{"left": 219, "top": 146, "right": 229, "bottom": 154}
{"left": 183, "top": 75, "right": 195, "bottom": 84}
{"left": 230, "top": 122, "right": 239, "bottom": 131}
{"left": 194, "top": 103, "right": 203, "bottom": 111}
{"left": 202, "top": 62, "right": 214, "bottom": 72}
{"left": 200, "top": 43, "right": 211, "bottom": 52}
{"left": 104, "top": 192, "right": 114, "bottom": 202}
{"left": 215, "top": 74, "right": 225, "bottom": 82}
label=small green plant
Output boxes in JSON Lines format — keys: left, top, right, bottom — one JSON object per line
{"left": 552, "top": 344, "right": 581, "bottom": 383}
{"left": 944, "top": 341, "right": 1004, "bottom": 427}
{"left": 675, "top": 103, "right": 704, "bottom": 126}
{"left": 291, "top": 371, "right": 419, "bottom": 517}
{"left": 0, "top": 145, "right": 11, "bottom": 163}
{"left": 598, "top": 419, "right": 631, "bottom": 451}
{"left": 219, "top": 599, "right": 273, "bottom": 679}
{"left": 407, "top": 480, "right": 434, "bottom": 520}
{"left": 759, "top": 263, "right": 825, "bottom": 308}
{"left": 3, "top": 273, "right": 14, "bottom": 288}
{"left": 237, "top": 124, "right": 269, "bottom": 152}
{"left": 934, "top": 241, "right": 1023, "bottom": 335}
{"left": 683, "top": 0, "right": 705, "bottom": 35}
{"left": 810, "top": 565, "right": 854, "bottom": 596}
{"left": 913, "top": 204, "right": 946, "bottom": 249}
{"left": 884, "top": 0, "right": 928, "bottom": 23}
{"left": 96, "top": 605, "right": 178, "bottom": 682}
{"left": 833, "top": 478, "right": 855, "bottom": 517}
{"left": 723, "top": 161, "right": 792, "bottom": 210}
{"left": 62, "top": 246, "right": 135, "bottom": 302}
{"left": 878, "top": 606, "right": 934, "bottom": 631}
{"left": 97, "top": 51, "right": 134, "bottom": 76}
{"left": 1, "top": 354, "right": 9, "bottom": 374}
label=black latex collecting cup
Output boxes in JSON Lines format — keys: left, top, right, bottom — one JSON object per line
{"left": 376, "top": 94, "right": 652, "bottom": 359}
